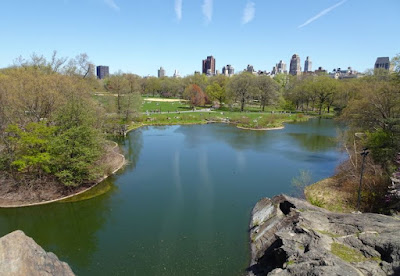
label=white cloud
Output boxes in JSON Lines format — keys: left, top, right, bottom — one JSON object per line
{"left": 242, "top": 1, "right": 255, "bottom": 25}
{"left": 175, "top": 0, "right": 183, "bottom": 21}
{"left": 202, "top": 0, "right": 213, "bottom": 23}
{"left": 104, "top": 0, "right": 120, "bottom": 11}
{"left": 298, "top": 0, "right": 347, "bottom": 28}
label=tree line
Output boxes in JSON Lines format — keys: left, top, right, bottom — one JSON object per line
{"left": 1, "top": 51, "right": 399, "bottom": 200}
{"left": 0, "top": 53, "right": 106, "bottom": 187}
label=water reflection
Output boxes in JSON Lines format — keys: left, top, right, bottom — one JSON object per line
{"left": 117, "top": 128, "right": 143, "bottom": 171}
{"left": 0, "top": 185, "right": 116, "bottom": 271}
{"left": 288, "top": 133, "right": 337, "bottom": 152}
{"left": 175, "top": 124, "right": 274, "bottom": 151}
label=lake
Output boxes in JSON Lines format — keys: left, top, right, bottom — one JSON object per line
{"left": 0, "top": 119, "right": 345, "bottom": 275}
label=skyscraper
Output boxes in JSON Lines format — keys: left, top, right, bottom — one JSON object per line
{"left": 277, "top": 60, "right": 287, "bottom": 74}
{"left": 289, "top": 54, "right": 301, "bottom": 76}
{"left": 222, "top": 65, "right": 235, "bottom": 76}
{"left": 96, "top": 65, "right": 109, "bottom": 79}
{"left": 202, "top": 56, "right": 216, "bottom": 75}
{"left": 87, "top": 64, "right": 95, "bottom": 78}
{"left": 247, "top": 64, "right": 255, "bottom": 73}
{"left": 304, "top": 56, "right": 312, "bottom": 72}
{"left": 158, "top": 67, "right": 165, "bottom": 78}
{"left": 173, "top": 70, "right": 180, "bottom": 78}
{"left": 375, "top": 57, "right": 390, "bottom": 70}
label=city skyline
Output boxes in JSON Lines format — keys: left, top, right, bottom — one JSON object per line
{"left": 0, "top": 0, "right": 399, "bottom": 76}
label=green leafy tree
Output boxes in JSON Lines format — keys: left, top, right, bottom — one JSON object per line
{"left": 5, "top": 122, "right": 55, "bottom": 176}
{"left": 252, "top": 75, "right": 279, "bottom": 111}
{"left": 206, "top": 82, "right": 225, "bottom": 106}
{"left": 50, "top": 93, "right": 104, "bottom": 186}
{"left": 227, "top": 73, "right": 254, "bottom": 111}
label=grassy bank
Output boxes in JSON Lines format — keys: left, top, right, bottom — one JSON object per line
{"left": 305, "top": 178, "right": 355, "bottom": 213}
{"left": 128, "top": 111, "right": 308, "bottom": 131}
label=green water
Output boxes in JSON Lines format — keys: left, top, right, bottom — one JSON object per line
{"left": 0, "top": 119, "right": 344, "bottom": 275}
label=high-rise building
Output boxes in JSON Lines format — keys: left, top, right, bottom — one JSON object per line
{"left": 202, "top": 56, "right": 216, "bottom": 75}
{"left": 304, "top": 56, "right": 312, "bottom": 72}
{"left": 158, "top": 67, "right": 165, "bottom": 78}
{"left": 375, "top": 57, "right": 390, "bottom": 70}
{"left": 96, "top": 65, "right": 109, "bottom": 79}
{"left": 222, "top": 65, "right": 235, "bottom": 76}
{"left": 277, "top": 60, "right": 287, "bottom": 74}
{"left": 87, "top": 64, "right": 95, "bottom": 78}
{"left": 271, "top": 66, "right": 277, "bottom": 75}
{"left": 289, "top": 54, "right": 301, "bottom": 76}
{"left": 247, "top": 64, "right": 255, "bottom": 73}
{"left": 173, "top": 70, "right": 181, "bottom": 78}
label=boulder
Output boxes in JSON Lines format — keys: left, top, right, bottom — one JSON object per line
{"left": 248, "top": 195, "right": 400, "bottom": 276}
{"left": 0, "top": 230, "right": 75, "bottom": 276}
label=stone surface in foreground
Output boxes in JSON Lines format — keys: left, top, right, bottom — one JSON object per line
{"left": 248, "top": 195, "right": 400, "bottom": 276}
{"left": 0, "top": 230, "right": 75, "bottom": 276}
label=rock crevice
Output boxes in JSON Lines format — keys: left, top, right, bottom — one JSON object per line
{"left": 248, "top": 195, "right": 400, "bottom": 276}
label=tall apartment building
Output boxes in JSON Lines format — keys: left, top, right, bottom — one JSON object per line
{"left": 374, "top": 57, "right": 390, "bottom": 70}
{"left": 247, "top": 64, "right": 255, "bottom": 73}
{"left": 304, "top": 56, "right": 312, "bottom": 72}
{"left": 222, "top": 64, "right": 235, "bottom": 76}
{"left": 158, "top": 67, "right": 165, "bottom": 78}
{"left": 202, "top": 56, "right": 216, "bottom": 75}
{"left": 289, "top": 54, "right": 301, "bottom": 76}
{"left": 87, "top": 64, "right": 95, "bottom": 78}
{"left": 96, "top": 65, "right": 109, "bottom": 79}
{"left": 277, "top": 60, "right": 287, "bottom": 74}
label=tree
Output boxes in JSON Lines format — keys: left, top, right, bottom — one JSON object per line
{"left": 252, "top": 76, "right": 279, "bottom": 111}
{"left": 5, "top": 122, "right": 55, "bottom": 177}
{"left": 183, "top": 84, "right": 206, "bottom": 107}
{"left": 50, "top": 92, "right": 104, "bottom": 186}
{"left": 105, "top": 74, "right": 129, "bottom": 114}
{"left": 309, "top": 76, "right": 339, "bottom": 115}
{"left": 227, "top": 73, "right": 254, "bottom": 111}
{"left": 206, "top": 82, "right": 225, "bottom": 106}
{"left": 144, "top": 77, "right": 161, "bottom": 96}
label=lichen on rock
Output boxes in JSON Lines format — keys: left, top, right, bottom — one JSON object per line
{"left": 247, "top": 195, "right": 400, "bottom": 276}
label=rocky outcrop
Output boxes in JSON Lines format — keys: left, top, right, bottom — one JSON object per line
{"left": 248, "top": 195, "right": 400, "bottom": 276}
{"left": 0, "top": 230, "right": 75, "bottom": 276}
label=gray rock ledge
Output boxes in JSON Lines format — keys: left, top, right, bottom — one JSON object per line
{"left": 0, "top": 230, "right": 75, "bottom": 276}
{"left": 248, "top": 195, "right": 400, "bottom": 276}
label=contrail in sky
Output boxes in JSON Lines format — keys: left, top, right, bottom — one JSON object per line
{"left": 298, "top": 0, "right": 347, "bottom": 28}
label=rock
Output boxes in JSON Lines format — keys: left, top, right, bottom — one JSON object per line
{"left": 0, "top": 230, "right": 75, "bottom": 276}
{"left": 248, "top": 195, "right": 400, "bottom": 276}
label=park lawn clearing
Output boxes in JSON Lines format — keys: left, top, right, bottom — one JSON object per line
{"left": 143, "top": 97, "right": 188, "bottom": 102}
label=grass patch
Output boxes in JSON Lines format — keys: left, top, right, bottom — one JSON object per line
{"left": 141, "top": 98, "right": 191, "bottom": 112}
{"left": 305, "top": 178, "right": 354, "bottom": 213}
{"left": 316, "top": 230, "right": 341, "bottom": 238}
{"left": 331, "top": 243, "right": 367, "bottom": 263}
{"left": 130, "top": 112, "right": 309, "bottom": 130}
{"left": 286, "top": 260, "right": 295, "bottom": 266}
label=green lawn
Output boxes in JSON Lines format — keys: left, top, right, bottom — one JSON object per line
{"left": 141, "top": 99, "right": 191, "bottom": 112}
{"left": 129, "top": 111, "right": 307, "bottom": 131}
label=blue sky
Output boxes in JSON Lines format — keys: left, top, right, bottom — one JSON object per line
{"left": 1, "top": 0, "right": 399, "bottom": 76}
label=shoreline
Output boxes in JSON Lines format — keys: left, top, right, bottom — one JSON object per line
{"left": 128, "top": 120, "right": 290, "bottom": 133}
{"left": 0, "top": 117, "right": 305, "bottom": 208}
{"left": 236, "top": 125, "right": 285, "bottom": 131}
{"left": 0, "top": 142, "right": 126, "bottom": 209}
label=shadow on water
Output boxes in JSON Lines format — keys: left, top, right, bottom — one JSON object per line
{"left": 288, "top": 133, "right": 337, "bottom": 152}
{"left": 116, "top": 128, "right": 143, "bottom": 171}
{"left": 0, "top": 181, "right": 117, "bottom": 272}
{"left": 175, "top": 124, "right": 275, "bottom": 151}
